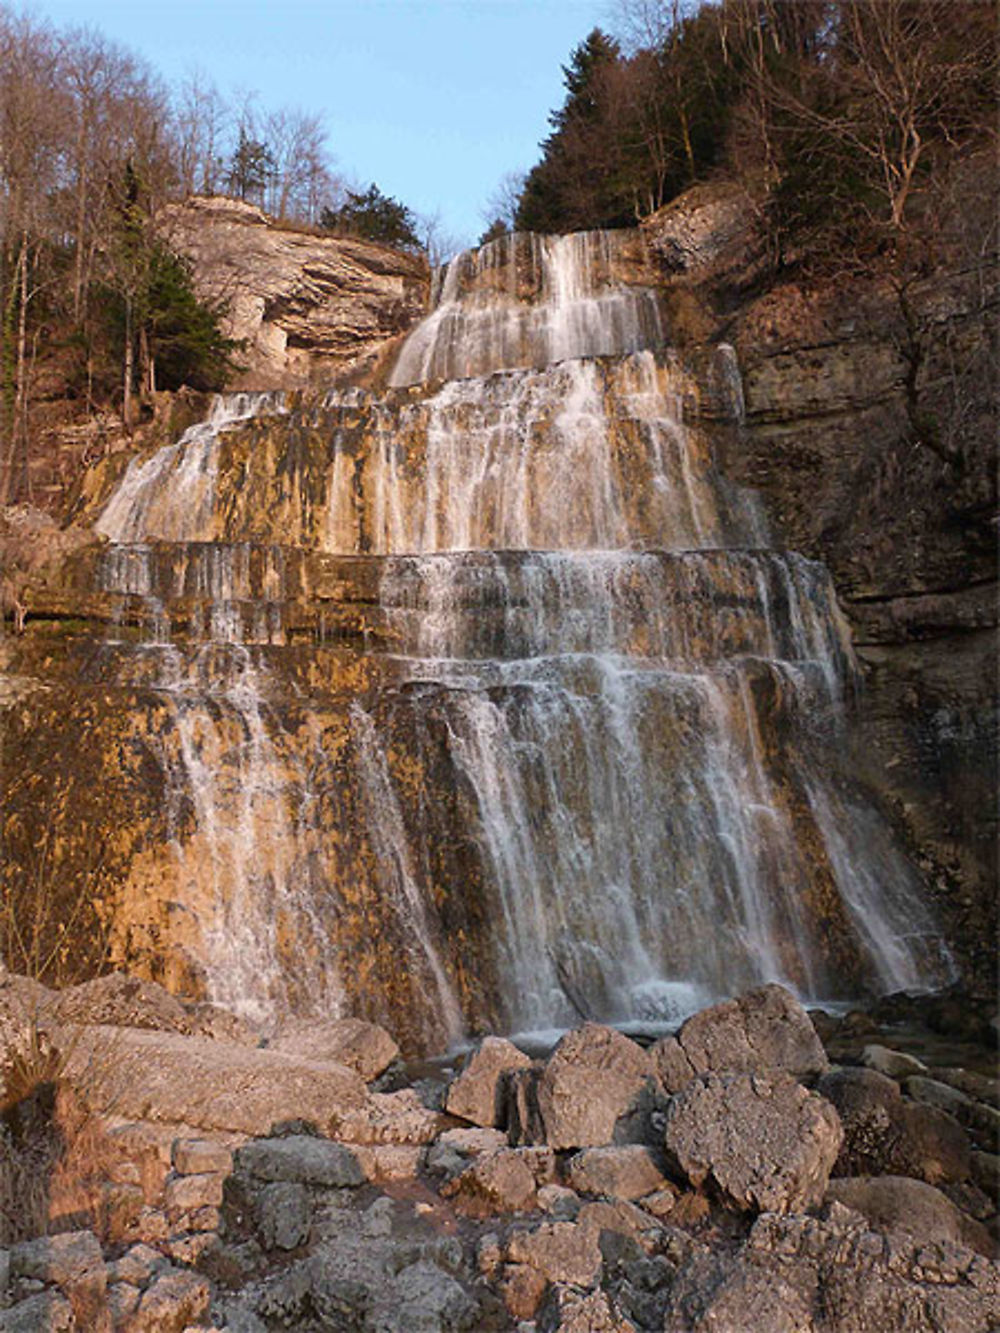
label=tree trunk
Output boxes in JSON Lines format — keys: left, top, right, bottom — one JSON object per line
{"left": 14, "top": 235, "right": 30, "bottom": 499}
{"left": 0, "top": 244, "right": 19, "bottom": 505}
{"left": 72, "top": 118, "right": 90, "bottom": 322}
{"left": 123, "top": 294, "right": 134, "bottom": 429}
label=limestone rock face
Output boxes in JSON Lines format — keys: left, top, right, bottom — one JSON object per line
{"left": 664, "top": 1072, "right": 843, "bottom": 1213}
{"left": 718, "top": 215, "right": 998, "bottom": 994}
{"left": 651, "top": 984, "right": 829, "bottom": 1093}
{"left": 61, "top": 1025, "right": 366, "bottom": 1135}
{"left": 160, "top": 195, "right": 428, "bottom": 388}
{"left": 267, "top": 1016, "right": 399, "bottom": 1082}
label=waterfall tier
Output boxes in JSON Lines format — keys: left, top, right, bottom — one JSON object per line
{"left": 37, "top": 226, "right": 955, "bottom": 1051}
{"left": 389, "top": 230, "right": 665, "bottom": 386}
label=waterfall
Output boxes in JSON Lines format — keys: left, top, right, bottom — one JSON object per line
{"left": 92, "top": 227, "right": 953, "bottom": 1048}
{"left": 389, "top": 230, "right": 664, "bottom": 386}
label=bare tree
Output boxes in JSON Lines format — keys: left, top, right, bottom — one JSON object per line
{"left": 481, "top": 169, "right": 526, "bottom": 234}
{"left": 0, "top": 10, "right": 65, "bottom": 502}
{"left": 173, "top": 69, "right": 229, "bottom": 196}
{"left": 418, "top": 209, "right": 465, "bottom": 266}
{"left": 264, "top": 106, "right": 333, "bottom": 222}
{"left": 726, "top": 0, "right": 997, "bottom": 237}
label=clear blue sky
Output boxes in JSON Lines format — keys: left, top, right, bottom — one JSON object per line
{"left": 25, "top": 0, "right": 614, "bottom": 248}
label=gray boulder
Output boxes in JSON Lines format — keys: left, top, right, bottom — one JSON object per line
{"left": 0, "top": 1291, "right": 75, "bottom": 1333}
{"left": 365, "top": 1259, "right": 477, "bottom": 1333}
{"left": 444, "top": 1036, "right": 531, "bottom": 1128}
{"left": 664, "top": 1072, "right": 843, "bottom": 1213}
{"left": 236, "top": 1135, "right": 366, "bottom": 1187}
{"left": 652, "top": 984, "right": 828, "bottom": 1094}
{"left": 9, "top": 1231, "right": 107, "bottom": 1331}
{"left": 255, "top": 1181, "right": 312, "bottom": 1251}
{"left": 535, "top": 1024, "right": 654, "bottom": 1150}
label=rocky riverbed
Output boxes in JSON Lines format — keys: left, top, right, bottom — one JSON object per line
{"left": 1, "top": 971, "right": 997, "bottom": 1331}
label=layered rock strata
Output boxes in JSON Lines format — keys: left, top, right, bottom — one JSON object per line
{"left": 160, "top": 195, "right": 429, "bottom": 388}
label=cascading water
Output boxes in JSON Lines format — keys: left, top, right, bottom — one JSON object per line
{"left": 92, "top": 227, "right": 953, "bottom": 1049}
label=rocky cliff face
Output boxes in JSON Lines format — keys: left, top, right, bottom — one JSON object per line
{"left": 644, "top": 178, "right": 997, "bottom": 992}
{"left": 160, "top": 196, "right": 429, "bottom": 388}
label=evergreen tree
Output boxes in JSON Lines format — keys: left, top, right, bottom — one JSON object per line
{"left": 142, "top": 245, "right": 242, "bottom": 391}
{"left": 320, "top": 184, "right": 421, "bottom": 250}
{"left": 227, "top": 126, "right": 275, "bottom": 202}
{"left": 516, "top": 29, "right": 627, "bottom": 233}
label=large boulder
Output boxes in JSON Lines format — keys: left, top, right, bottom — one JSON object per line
{"left": 61, "top": 1025, "right": 366, "bottom": 1135}
{"left": 444, "top": 1035, "right": 531, "bottom": 1128}
{"left": 236, "top": 1136, "right": 366, "bottom": 1188}
{"left": 534, "top": 1024, "right": 655, "bottom": 1150}
{"left": 818, "top": 1066, "right": 972, "bottom": 1184}
{"left": 664, "top": 1072, "right": 843, "bottom": 1213}
{"left": 651, "top": 984, "right": 828, "bottom": 1094}
{"left": 826, "top": 1176, "right": 995, "bottom": 1258}
{"left": 267, "top": 1016, "right": 399, "bottom": 1082}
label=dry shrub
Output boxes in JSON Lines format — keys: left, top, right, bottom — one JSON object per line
{"left": 0, "top": 1022, "right": 121, "bottom": 1244}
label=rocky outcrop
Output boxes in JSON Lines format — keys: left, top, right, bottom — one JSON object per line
{"left": 160, "top": 195, "right": 428, "bottom": 388}
{"left": 645, "top": 169, "right": 998, "bottom": 994}
{"left": 2, "top": 984, "right": 998, "bottom": 1330}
